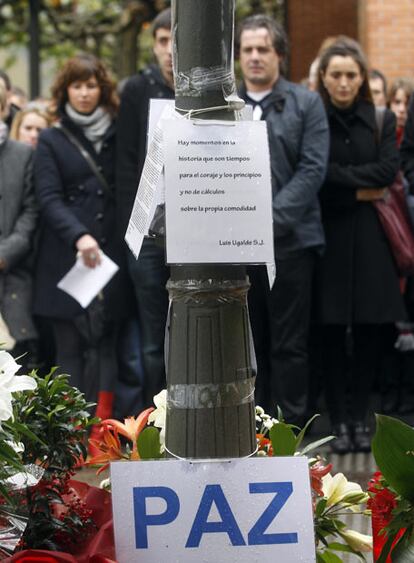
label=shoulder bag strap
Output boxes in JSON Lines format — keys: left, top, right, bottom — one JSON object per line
{"left": 54, "top": 123, "right": 112, "bottom": 196}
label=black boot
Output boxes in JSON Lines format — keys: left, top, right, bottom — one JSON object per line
{"left": 331, "top": 423, "right": 353, "bottom": 454}
{"left": 352, "top": 421, "right": 371, "bottom": 453}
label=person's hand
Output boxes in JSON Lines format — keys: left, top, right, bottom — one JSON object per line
{"left": 76, "top": 234, "right": 101, "bottom": 269}
{"left": 356, "top": 188, "right": 387, "bottom": 201}
{"left": 0, "top": 258, "right": 6, "bottom": 271}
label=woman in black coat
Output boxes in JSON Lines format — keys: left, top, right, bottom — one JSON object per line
{"left": 315, "top": 38, "right": 405, "bottom": 453}
{"left": 33, "top": 54, "right": 130, "bottom": 426}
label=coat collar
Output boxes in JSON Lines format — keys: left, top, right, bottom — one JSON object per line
{"left": 58, "top": 112, "right": 115, "bottom": 159}
{"left": 327, "top": 98, "right": 376, "bottom": 131}
{"left": 239, "top": 76, "right": 288, "bottom": 114}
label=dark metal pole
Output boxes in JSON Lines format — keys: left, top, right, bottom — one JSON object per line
{"left": 165, "top": 0, "right": 256, "bottom": 459}
{"left": 29, "top": 0, "right": 41, "bottom": 98}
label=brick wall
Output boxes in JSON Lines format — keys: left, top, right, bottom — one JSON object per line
{"left": 361, "top": 0, "right": 414, "bottom": 85}
{"left": 287, "top": 0, "right": 358, "bottom": 82}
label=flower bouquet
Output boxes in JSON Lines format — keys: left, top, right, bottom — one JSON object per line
{"left": 0, "top": 350, "right": 115, "bottom": 561}
{"left": 1, "top": 360, "right": 372, "bottom": 562}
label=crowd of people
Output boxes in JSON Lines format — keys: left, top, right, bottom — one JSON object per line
{"left": 1, "top": 8, "right": 414, "bottom": 455}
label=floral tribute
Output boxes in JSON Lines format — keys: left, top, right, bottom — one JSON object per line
{"left": 0, "top": 350, "right": 114, "bottom": 561}
{"left": 1, "top": 357, "right": 372, "bottom": 562}
{"left": 370, "top": 414, "right": 414, "bottom": 561}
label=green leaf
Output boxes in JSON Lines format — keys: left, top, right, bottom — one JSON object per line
{"left": 137, "top": 427, "right": 162, "bottom": 459}
{"left": 328, "top": 541, "right": 366, "bottom": 560}
{"left": 377, "top": 533, "right": 398, "bottom": 563}
{"left": 317, "top": 550, "right": 343, "bottom": 563}
{"left": 392, "top": 529, "right": 414, "bottom": 562}
{"left": 269, "top": 422, "right": 296, "bottom": 456}
{"left": 372, "top": 414, "right": 414, "bottom": 500}
{"left": 327, "top": 541, "right": 356, "bottom": 552}
{"left": 7, "top": 420, "right": 46, "bottom": 445}
{"left": 315, "top": 497, "right": 328, "bottom": 517}
{"left": 295, "top": 413, "right": 319, "bottom": 449}
{"left": 0, "top": 441, "right": 20, "bottom": 466}
{"left": 300, "top": 436, "right": 335, "bottom": 456}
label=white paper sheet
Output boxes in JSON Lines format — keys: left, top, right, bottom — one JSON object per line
{"left": 164, "top": 119, "right": 274, "bottom": 264}
{"left": 125, "top": 102, "right": 177, "bottom": 259}
{"left": 57, "top": 252, "right": 119, "bottom": 308}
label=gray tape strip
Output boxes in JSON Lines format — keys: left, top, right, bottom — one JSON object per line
{"left": 175, "top": 65, "right": 234, "bottom": 98}
{"left": 167, "top": 376, "right": 255, "bottom": 409}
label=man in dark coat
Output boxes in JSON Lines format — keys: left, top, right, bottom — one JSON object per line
{"left": 237, "top": 15, "right": 329, "bottom": 424}
{"left": 116, "top": 8, "right": 174, "bottom": 408}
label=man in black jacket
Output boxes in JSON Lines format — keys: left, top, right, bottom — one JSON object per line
{"left": 116, "top": 8, "right": 173, "bottom": 407}
{"left": 237, "top": 15, "right": 329, "bottom": 424}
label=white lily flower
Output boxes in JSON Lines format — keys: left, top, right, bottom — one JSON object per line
{"left": 341, "top": 529, "right": 373, "bottom": 552}
{"left": 322, "top": 472, "right": 364, "bottom": 507}
{"left": 5, "top": 441, "right": 24, "bottom": 454}
{"left": 148, "top": 389, "right": 167, "bottom": 451}
{"left": 0, "top": 350, "right": 37, "bottom": 423}
{"left": 255, "top": 406, "right": 265, "bottom": 415}
{"left": 100, "top": 477, "right": 111, "bottom": 491}
{"left": 263, "top": 418, "right": 275, "bottom": 430}
{"left": 148, "top": 389, "right": 167, "bottom": 428}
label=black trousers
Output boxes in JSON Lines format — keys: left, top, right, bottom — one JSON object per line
{"left": 248, "top": 249, "right": 316, "bottom": 424}
{"left": 321, "top": 324, "right": 381, "bottom": 425}
{"left": 52, "top": 316, "right": 118, "bottom": 404}
{"left": 127, "top": 238, "right": 169, "bottom": 407}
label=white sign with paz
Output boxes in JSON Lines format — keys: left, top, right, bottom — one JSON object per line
{"left": 111, "top": 456, "right": 316, "bottom": 563}
{"left": 164, "top": 119, "right": 274, "bottom": 265}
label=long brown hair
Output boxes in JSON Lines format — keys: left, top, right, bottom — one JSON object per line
{"left": 388, "top": 78, "right": 414, "bottom": 106}
{"left": 50, "top": 53, "right": 118, "bottom": 117}
{"left": 317, "top": 37, "right": 373, "bottom": 107}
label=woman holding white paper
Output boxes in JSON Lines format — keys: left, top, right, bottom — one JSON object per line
{"left": 33, "top": 54, "right": 131, "bottom": 431}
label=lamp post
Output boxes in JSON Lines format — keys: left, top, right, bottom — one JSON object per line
{"left": 165, "top": 0, "right": 256, "bottom": 459}
{"left": 29, "top": 0, "right": 41, "bottom": 98}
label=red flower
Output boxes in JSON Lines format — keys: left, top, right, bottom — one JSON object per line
{"left": 310, "top": 461, "right": 333, "bottom": 497}
{"left": 367, "top": 472, "right": 397, "bottom": 521}
{"left": 256, "top": 433, "right": 273, "bottom": 456}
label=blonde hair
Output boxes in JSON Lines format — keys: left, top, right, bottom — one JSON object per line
{"left": 9, "top": 107, "right": 53, "bottom": 141}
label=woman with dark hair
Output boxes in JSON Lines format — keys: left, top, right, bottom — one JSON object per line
{"left": 33, "top": 54, "right": 130, "bottom": 435}
{"left": 315, "top": 37, "right": 404, "bottom": 453}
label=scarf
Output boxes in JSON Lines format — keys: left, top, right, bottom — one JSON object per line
{"left": 0, "top": 121, "right": 8, "bottom": 146}
{"left": 65, "top": 103, "right": 111, "bottom": 153}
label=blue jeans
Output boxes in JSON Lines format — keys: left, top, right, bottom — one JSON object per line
{"left": 127, "top": 238, "right": 169, "bottom": 407}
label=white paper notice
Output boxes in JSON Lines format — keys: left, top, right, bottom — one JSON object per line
{"left": 125, "top": 103, "right": 176, "bottom": 259}
{"left": 164, "top": 119, "right": 274, "bottom": 264}
{"left": 57, "top": 253, "right": 119, "bottom": 308}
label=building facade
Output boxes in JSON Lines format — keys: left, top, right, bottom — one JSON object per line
{"left": 287, "top": 0, "right": 414, "bottom": 85}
